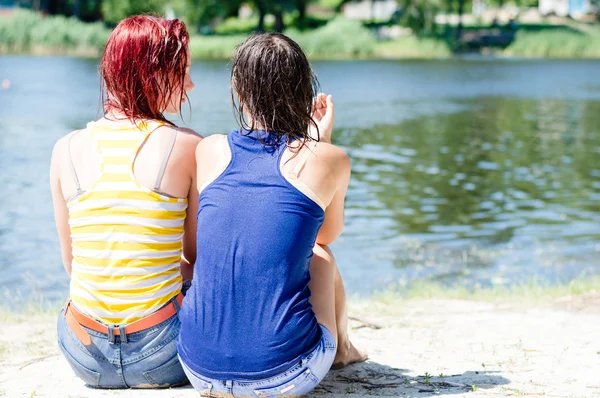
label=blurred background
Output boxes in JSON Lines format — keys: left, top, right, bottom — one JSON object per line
{"left": 0, "top": 0, "right": 599, "bottom": 309}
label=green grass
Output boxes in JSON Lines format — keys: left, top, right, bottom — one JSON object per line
{"left": 3, "top": 274, "right": 597, "bottom": 319}
{"left": 504, "top": 28, "right": 600, "bottom": 58}
{"left": 188, "top": 34, "right": 245, "bottom": 59}
{"left": 4, "top": 10, "right": 600, "bottom": 61}
{"left": 375, "top": 36, "right": 452, "bottom": 59}
{"left": 0, "top": 9, "right": 108, "bottom": 57}
{"left": 287, "top": 17, "right": 376, "bottom": 59}
{"left": 0, "top": 290, "right": 62, "bottom": 320}
{"left": 191, "top": 17, "right": 377, "bottom": 60}
{"left": 375, "top": 275, "right": 600, "bottom": 303}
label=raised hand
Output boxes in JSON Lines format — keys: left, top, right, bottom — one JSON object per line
{"left": 309, "top": 93, "right": 335, "bottom": 143}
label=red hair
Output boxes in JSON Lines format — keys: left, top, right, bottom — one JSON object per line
{"left": 100, "top": 16, "right": 189, "bottom": 126}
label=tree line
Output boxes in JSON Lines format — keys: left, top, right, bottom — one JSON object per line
{"left": 25, "top": 0, "right": 323, "bottom": 31}
{"left": 25, "top": 0, "right": 543, "bottom": 34}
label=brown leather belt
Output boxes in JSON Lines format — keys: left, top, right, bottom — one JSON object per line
{"left": 64, "top": 293, "right": 184, "bottom": 346}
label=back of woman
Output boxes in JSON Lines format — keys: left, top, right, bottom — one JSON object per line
{"left": 50, "top": 16, "right": 201, "bottom": 388}
{"left": 179, "top": 129, "right": 324, "bottom": 377}
{"left": 178, "top": 33, "right": 366, "bottom": 397}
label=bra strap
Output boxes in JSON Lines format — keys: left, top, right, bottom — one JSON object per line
{"left": 290, "top": 141, "right": 317, "bottom": 179}
{"left": 154, "top": 128, "right": 178, "bottom": 191}
{"left": 67, "top": 129, "right": 86, "bottom": 195}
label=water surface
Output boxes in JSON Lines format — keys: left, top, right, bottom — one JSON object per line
{"left": 1, "top": 57, "right": 599, "bottom": 306}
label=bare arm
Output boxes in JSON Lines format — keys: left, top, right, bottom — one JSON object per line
{"left": 316, "top": 150, "right": 351, "bottom": 245}
{"left": 181, "top": 174, "right": 198, "bottom": 281}
{"left": 311, "top": 93, "right": 351, "bottom": 245}
{"left": 50, "top": 139, "right": 73, "bottom": 275}
{"left": 181, "top": 131, "right": 203, "bottom": 280}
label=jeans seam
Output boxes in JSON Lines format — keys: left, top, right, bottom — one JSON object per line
{"left": 121, "top": 326, "right": 180, "bottom": 366}
{"left": 236, "top": 362, "right": 303, "bottom": 388}
{"left": 252, "top": 368, "right": 317, "bottom": 395}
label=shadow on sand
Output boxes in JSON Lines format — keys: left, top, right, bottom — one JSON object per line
{"left": 311, "top": 361, "right": 510, "bottom": 396}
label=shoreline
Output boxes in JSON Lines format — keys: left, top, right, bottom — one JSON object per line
{"left": 5, "top": 49, "right": 600, "bottom": 61}
{"left": 1, "top": 295, "right": 599, "bottom": 397}
{"left": 4, "top": 10, "right": 600, "bottom": 62}
{"left": 2, "top": 276, "right": 598, "bottom": 318}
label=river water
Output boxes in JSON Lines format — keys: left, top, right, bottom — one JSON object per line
{"left": 1, "top": 56, "right": 599, "bottom": 306}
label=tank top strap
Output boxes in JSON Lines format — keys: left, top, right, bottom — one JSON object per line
{"left": 289, "top": 140, "right": 317, "bottom": 179}
{"left": 86, "top": 120, "right": 164, "bottom": 183}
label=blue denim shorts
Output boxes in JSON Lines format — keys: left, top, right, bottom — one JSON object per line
{"left": 180, "top": 325, "right": 336, "bottom": 397}
{"left": 57, "top": 296, "right": 188, "bottom": 388}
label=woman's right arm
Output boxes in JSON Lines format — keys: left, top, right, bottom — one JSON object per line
{"left": 315, "top": 148, "right": 351, "bottom": 245}
{"left": 311, "top": 93, "right": 352, "bottom": 245}
{"left": 50, "top": 138, "right": 73, "bottom": 275}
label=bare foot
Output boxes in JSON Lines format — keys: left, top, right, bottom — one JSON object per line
{"left": 331, "top": 341, "right": 368, "bottom": 369}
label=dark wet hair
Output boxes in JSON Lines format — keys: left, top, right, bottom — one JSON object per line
{"left": 231, "top": 33, "right": 319, "bottom": 147}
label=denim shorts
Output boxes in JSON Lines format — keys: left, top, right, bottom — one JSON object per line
{"left": 180, "top": 324, "right": 336, "bottom": 397}
{"left": 57, "top": 296, "right": 188, "bottom": 388}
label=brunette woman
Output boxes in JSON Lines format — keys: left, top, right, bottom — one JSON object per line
{"left": 178, "top": 33, "right": 367, "bottom": 397}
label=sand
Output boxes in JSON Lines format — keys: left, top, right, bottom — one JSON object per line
{"left": 1, "top": 295, "right": 599, "bottom": 398}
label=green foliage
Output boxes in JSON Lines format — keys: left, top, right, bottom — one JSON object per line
{"left": 213, "top": 13, "right": 329, "bottom": 35}
{"left": 187, "top": 34, "right": 244, "bottom": 58}
{"left": 0, "top": 9, "right": 109, "bottom": 56}
{"left": 375, "top": 35, "right": 451, "bottom": 58}
{"left": 375, "top": 275, "right": 600, "bottom": 303}
{"left": 176, "top": 0, "right": 243, "bottom": 32}
{"left": 397, "top": 0, "right": 444, "bottom": 34}
{"left": 101, "top": 0, "right": 167, "bottom": 25}
{"left": 191, "top": 17, "right": 377, "bottom": 59}
{"left": 505, "top": 29, "right": 600, "bottom": 58}
{"left": 286, "top": 17, "right": 376, "bottom": 58}
{"left": 317, "top": 0, "right": 345, "bottom": 9}
{"left": 214, "top": 16, "right": 265, "bottom": 35}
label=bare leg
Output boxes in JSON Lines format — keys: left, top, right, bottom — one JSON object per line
{"left": 309, "top": 244, "right": 368, "bottom": 369}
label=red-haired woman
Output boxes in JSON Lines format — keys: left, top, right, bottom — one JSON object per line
{"left": 50, "top": 16, "right": 200, "bottom": 388}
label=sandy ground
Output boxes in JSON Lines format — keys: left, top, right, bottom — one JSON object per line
{"left": 1, "top": 296, "right": 599, "bottom": 398}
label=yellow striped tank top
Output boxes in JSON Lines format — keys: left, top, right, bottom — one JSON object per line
{"left": 67, "top": 120, "right": 187, "bottom": 325}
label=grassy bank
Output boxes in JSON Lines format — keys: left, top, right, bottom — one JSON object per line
{"left": 189, "top": 18, "right": 376, "bottom": 59}
{"left": 504, "top": 28, "right": 600, "bottom": 58}
{"left": 2, "top": 275, "right": 598, "bottom": 319}
{"left": 4, "top": 11, "right": 600, "bottom": 59}
{"left": 375, "top": 275, "right": 600, "bottom": 304}
{"left": 375, "top": 36, "right": 452, "bottom": 59}
{"left": 0, "top": 9, "right": 109, "bottom": 57}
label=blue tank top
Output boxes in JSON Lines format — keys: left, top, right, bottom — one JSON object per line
{"left": 178, "top": 129, "right": 324, "bottom": 380}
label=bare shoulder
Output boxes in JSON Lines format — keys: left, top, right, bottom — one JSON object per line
{"left": 176, "top": 126, "right": 203, "bottom": 141}
{"left": 154, "top": 124, "right": 202, "bottom": 140}
{"left": 153, "top": 125, "right": 203, "bottom": 157}
{"left": 52, "top": 129, "right": 85, "bottom": 158}
{"left": 196, "top": 133, "right": 227, "bottom": 158}
{"left": 312, "top": 141, "right": 351, "bottom": 170}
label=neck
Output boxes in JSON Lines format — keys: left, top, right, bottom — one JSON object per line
{"left": 244, "top": 113, "right": 268, "bottom": 131}
{"left": 103, "top": 107, "right": 156, "bottom": 126}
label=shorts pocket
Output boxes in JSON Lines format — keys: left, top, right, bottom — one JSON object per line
{"left": 59, "top": 341, "right": 101, "bottom": 387}
{"left": 253, "top": 368, "right": 319, "bottom": 397}
{"left": 142, "top": 354, "right": 188, "bottom": 387}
